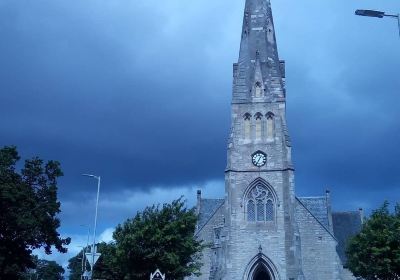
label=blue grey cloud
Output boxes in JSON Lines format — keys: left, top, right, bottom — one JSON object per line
{"left": 1, "top": 0, "right": 399, "bottom": 252}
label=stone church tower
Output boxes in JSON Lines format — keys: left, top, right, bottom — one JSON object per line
{"left": 192, "top": 0, "right": 363, "bottom": 279}
{"left": 224, "top": 0, "right": 302, "bottom": 278}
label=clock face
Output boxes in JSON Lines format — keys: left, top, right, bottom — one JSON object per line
{"left": 252, "top": 151, "right": 267, "bottom": 167}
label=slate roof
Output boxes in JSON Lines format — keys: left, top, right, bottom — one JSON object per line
{"left": 298, "top": 196, "right": 329, "bottom": 229}
{"left": 196, "top": 196, "right": 362, "bottom": 267}
{"left": 198, "top": 197, "right": 331, "bottom": 232}
{"left": 197, "top": 198, "right": 225, "bottom": 232}
{"left": 332, "top": 211, "right": 362, "bottom": 265}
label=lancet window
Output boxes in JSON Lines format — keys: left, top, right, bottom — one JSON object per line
{"left": 246, "top": 182, "right": 275, "bottom": 222}
{"left": 266, "top": 112, "right": 274, "bottom": 140}
{"left": 255, "top": 112, "right": 263, "bottom": 140}
{"left": 244, "top": 113, "right": 252, "bottom": 139}
{"left": 255, "top": 81, "right": 262, "bottom": 97}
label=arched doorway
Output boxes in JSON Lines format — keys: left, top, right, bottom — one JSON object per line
{"left": 243, "top": 253, "right": 279, "bottom": 280}
{"left": 253, "top": 265, "right": 272, "bottom": 280}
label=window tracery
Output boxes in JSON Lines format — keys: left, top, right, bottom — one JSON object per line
{"left": 246, "top": 182, "right": 275, "bottom": 222}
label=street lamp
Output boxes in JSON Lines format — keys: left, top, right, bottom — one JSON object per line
{"left": 355, "top": 9, "right": 400, "bottom": 38}
{"left": 77, "top": 246, "right": 86, "bottom": 278}
{"left": 79, "top": 225, "right": 91, "bottom": 279}
{"left": 82, "top": 174, "right": 101, "bottom": 280}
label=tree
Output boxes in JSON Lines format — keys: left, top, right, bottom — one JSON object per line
{"left": 0, "top": 146, "right": 70, "bottom": 279}
{"left": 36, "top": 259, "right": 65, "bottom": 280}
{"left": 67, "top": 250, "right": 84, "bottom": 280}
{"left": 23, "top": 257, "right": 65, "bottom": 280}
{"left": 346, "top": 201, "right": 400, "bottom": 280}
{"left": 68, "top": 198, "right": 204, "bottom": 280}
{"left": 68, "top": 242, "right": 122, "bottom": 280}
{"left": 113, "top": 198, "right": 204, "bottom": 280}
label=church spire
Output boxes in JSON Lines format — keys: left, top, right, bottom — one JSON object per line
{"left": 233, "top": 0, "right": 285, "bottom": 102}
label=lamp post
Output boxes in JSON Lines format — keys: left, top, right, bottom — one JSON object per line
{"left": 79, "top": 225, "right": 91, "bottom": 279}
{"left": 355, "top": 9, "right": 400, "bottom": 38}
{"left": 77, "top": 246, "right": 85, "bottom": 279}
{"left": 82, "top": 174, "right": 101, "bottom": 280}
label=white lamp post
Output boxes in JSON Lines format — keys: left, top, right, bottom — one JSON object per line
{"left": 79, "top": 225, "right": 91, "bottom": 279}
{"left": 82, "top": 174, "right": 101, "bottom": 279}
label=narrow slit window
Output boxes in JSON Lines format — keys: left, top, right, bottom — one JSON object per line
{"left": 255, "top": 81, "right": 262, "bottom": 97}
{"left": 244, "top": 113, "right": 251, "bottom": 139}
{"left": 255, "top": 113, "right": 262, "bottom": 140}
{"left": 266, "top": 112, "right": 274, "bottom": 139}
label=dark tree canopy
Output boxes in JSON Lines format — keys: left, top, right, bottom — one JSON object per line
{"left": 23, "top": 257, "right": 65, "bottom": 280}
{"left": 68, "top": 242, "right": 122, "bottom": 280}
{"left": 0, "top": 146, "right": 70, "bottom": 279}
{"left": 68, "top": 198, "right": 204, "bottom": 280}
{"left": 68, "top": 250, "right": 84, "bottom": 280}
{"left": 346, "top": 201, "right": 400, "bottom": 280}
{"left": 36, "top": 259, "right": 65, "bottom": 280}
{"left": 113, "top": 198, "right": 204, "bottom": 280}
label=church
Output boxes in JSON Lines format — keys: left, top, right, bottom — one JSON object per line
{"left": 192, "top": 0, "right": 362, "bottom": 279}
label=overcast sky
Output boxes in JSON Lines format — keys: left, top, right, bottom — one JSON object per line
{"left": 1, "top": 0, "right": 399, "bottom": 268}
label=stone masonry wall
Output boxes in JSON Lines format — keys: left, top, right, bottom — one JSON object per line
{"left": 296, "top": 200, "right": 344, "bottom": 280}
{"left": 194, "top": 203, "right": 225, "bottom": 280}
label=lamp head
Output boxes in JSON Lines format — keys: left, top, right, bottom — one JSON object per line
{"left": 355, "top": 9, "right": 385, "bottom": 18}
{"left": 82, "top": 174, "right": 98, "bottom": 179}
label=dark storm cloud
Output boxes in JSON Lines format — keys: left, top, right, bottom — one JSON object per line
{"left": 277, "top": 0, "right": 400, "bottom": 208}
{"left": 0, "top": 0, "right": 399, "bottom": 220}
{"left": 0, "top": 0, "right": 242, "bottom": 198}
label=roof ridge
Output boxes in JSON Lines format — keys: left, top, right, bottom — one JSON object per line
{"left": 296, "top": 196, "right": 337, "bottom": 241}
{"left": 195, "top": 200, "right": 225, "bottom": 236}
{"left": 333, "top": 211, "right": 360, "bottom": 214}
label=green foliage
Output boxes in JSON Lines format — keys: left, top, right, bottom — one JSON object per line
{"left": 93, "top": 242, "right": 123, "bottom": 279}
{"left": 346, "top": 201, "right": 400, "bottom": 280}
{"left": 0, "top": 146, "right": 70, "bottom": 279}
{"left": 113, "top": 198, "right": 204, "bottom": 280}
{"left": 68, "top": 242, "right": 122, "bottom": 280}
{"left": 36, "top": 259, "right": 65, "bottom": 280}
{"left": 23, "top": 257, "right": 65, "bottom": 280}
{"left": 68, "top": 198, "right": 203, "bottom": 280}
{"left": 67, "top": 250, "right": 84, "bottom": 280}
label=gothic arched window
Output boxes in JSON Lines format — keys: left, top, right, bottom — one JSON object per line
{"left": 246, "top": 182, "right": 275, "bottom": 222}
{"left": 244, "top": 113, "right": 252, "bottom": 139}
{"left": 266, "top": 112, "right": 274, "bottom": 140}
{"left": 255, "top": 112, "right": 263, "bottom": 140}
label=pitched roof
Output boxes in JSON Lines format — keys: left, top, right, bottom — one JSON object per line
{"left": 298, "top": 196, "right": 329, "bottom": 229}
{"left": 196, "top": 196, "right": 362, "bottom": 266}
{"left": 197, "top": 198, "right": 225, "bottom": 232}
{"left": 332, "top": 211, "right": 362, "bottom": 265}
